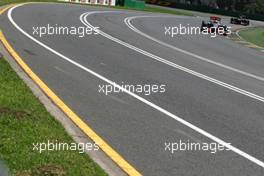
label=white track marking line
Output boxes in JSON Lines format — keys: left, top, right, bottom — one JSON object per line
{"left": 82, "top": 11, "right": 264, "bottom": 103}
{"left": 7, "top": 5, "right": 264, "bottom": 168}
{"left": 82, "top": 11, "right": 264, "bottom": 168}
{"left": 124, "top": 15, "right": 264, "bottom": 82}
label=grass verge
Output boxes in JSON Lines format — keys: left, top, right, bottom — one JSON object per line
{"left": 239, "top": 27, "right": 264, "bottom": 48}
{"left": 0, "top": 0, "right": 54, "bottom": 6}
{"left": 0, "top": 1, "right": 190, "bottom": 175}
{"left": 110, "top": 5, "right": 192, "bottom": 16}
{"left": 0, "top": 57, "right": 107, "bottom": 176}
{"left": 0, "top": 0, "right": 192, "bottom": 16}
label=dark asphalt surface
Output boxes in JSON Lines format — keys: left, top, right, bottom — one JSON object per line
{"left": 1, "top": 3, "right": 264, "bottom": 176}
{"left": 0, "top": 160, "right": 9, "bottom": 176}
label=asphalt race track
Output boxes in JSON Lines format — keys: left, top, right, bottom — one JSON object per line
{"left": 1, "top": 3, "right": 264, "bottom": 176}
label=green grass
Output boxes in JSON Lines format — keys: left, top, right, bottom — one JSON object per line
{"left": 111, "top": 5, "right": 192, "bottom": 16}
{"left": 0, "top": 58, "right": 107, "bottom": 176}
{"left": 0, "top": 1, "right": 190, "bottom": 175}
{"left": 0, "top": 0, "right": 192, "bottom": 16}
{"left": 0, "top": 0, "right": 54, "bottom": 6}
{"left": 144, "top": 6, "right": 192, "bottom": 16}
{"left": 239, "top": 27, "right": 264, "bottom": 48}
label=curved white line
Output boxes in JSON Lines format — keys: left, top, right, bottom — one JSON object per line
{"left": 80, "top": 11, "right": 264, "bottom": 168}
{"left": 124, "top": 15, "right": 264, "bottom": 82}
{"left": 7, "top": 4, "right": 264, "bottom": 169}
{"left": 81, "top": 11, "right": 264, "bottom": 103}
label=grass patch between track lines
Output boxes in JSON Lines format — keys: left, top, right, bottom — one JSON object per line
{"left": 239, "top": 27, "right": 264, "bottom": 48}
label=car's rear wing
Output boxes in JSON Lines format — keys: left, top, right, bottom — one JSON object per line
{"left": 210, "top": 16, "right": 221, "bottom": 22}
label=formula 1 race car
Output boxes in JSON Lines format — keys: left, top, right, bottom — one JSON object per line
{"left": 230, "top": 15, "right": 250, "bottom": 26}
{"left": 210, "top": 16, "right": 221, "bottom": 23}
{"left": 201, "top": 16, "right": 230, "bottom": 36}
